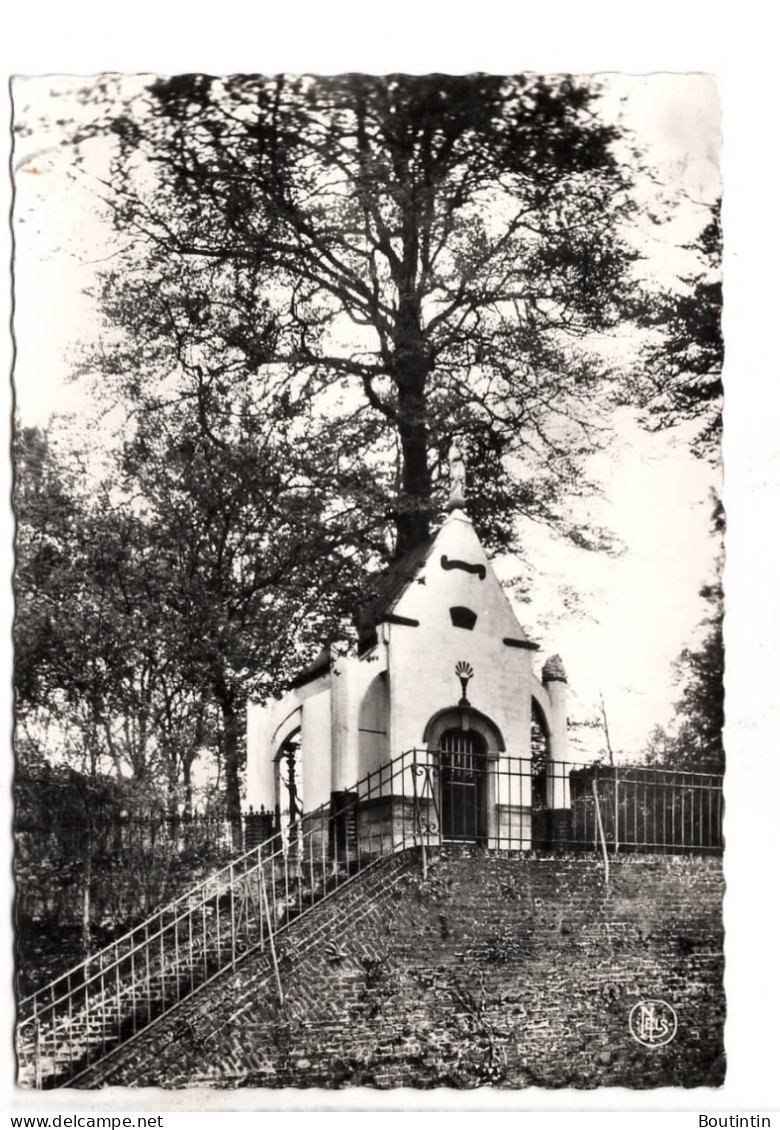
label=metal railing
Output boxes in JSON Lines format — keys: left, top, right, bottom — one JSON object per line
{"left": 15, "top": 749, "right": 421, "bottom": 1089}
{"left": 346, "top": 751, "right": 723, "bottom": 857}
{"left": 16, "top": 751, "right": 723, "bottom": 1088}
{"left": 566, "top": 762, "right": 724, "bottom": 855}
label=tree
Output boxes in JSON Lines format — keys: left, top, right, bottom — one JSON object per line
{"left": 633, "top": 200, "right": 723, "bottom": 462}
{"left": 14, "top": 392, "right": 374, "bottom": 835}
{"left": 644, "top": 502, "right": 724, "bottom": 774}
{"left": 670, "top": 609, "right": 724, "bottom": 773}
{"left": 13, "top": 425, "right": 84, "bottom": 715}
{"left": 76, "top": 72, "right": 644, "bottom": 558}
{"left": 111, "top": 380, "right": 375, "bottom": 826}
{"left": 15, "top": 425, "right": 164, "bottom": 783}
{"left": 643, "top": 610, "right": 724, "bottom": 775}
{"left": 633, "top": 200, "right": 723, "bottom": 770}
{"left": 14, "top": 424, "right": 188, "bottom": 946}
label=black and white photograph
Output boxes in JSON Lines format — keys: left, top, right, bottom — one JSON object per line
{"left": 10, "top": 67, "right": 731, "bottom": 1096}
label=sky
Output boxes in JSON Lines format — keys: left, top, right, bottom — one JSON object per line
{"left": 509, "top": 415, "right": 719, "bottom": 756}
{"left": 10, "top": 73, "right": 722, "bottom": 759}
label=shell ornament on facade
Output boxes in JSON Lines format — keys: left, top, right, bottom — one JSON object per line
{"left": 455, "top": 660, "right": 474, "bottom": 704}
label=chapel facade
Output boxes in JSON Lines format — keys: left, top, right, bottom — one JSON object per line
{"left": 246, "top": 481, "right": 572, "bottom": 854}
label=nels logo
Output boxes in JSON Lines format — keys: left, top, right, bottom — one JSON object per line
{"left": 629, "top": 1000, "right": 678, "bottom": 1047}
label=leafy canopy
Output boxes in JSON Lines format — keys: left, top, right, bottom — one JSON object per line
{"left": 643, "top": 501, "right": 724, "bottom": 774}
{"left": 82, "top": 72, "right": 642, "bottom": 556}
{"left": 633, "top": 202, "right": 723, "bottom": 462}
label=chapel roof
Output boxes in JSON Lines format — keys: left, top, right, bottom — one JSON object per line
{"left": 354, "top": 534, "right": 438, "bottom": 643}
{"left": 288, "top": 645, "right": 332, "bottom": 690}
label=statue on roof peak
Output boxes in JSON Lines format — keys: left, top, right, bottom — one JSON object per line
{"left": 447, "top": 439, "right": 467, "bottom": 512}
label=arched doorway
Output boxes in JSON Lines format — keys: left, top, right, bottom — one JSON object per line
{"left": 423, "top": 706, "right": 504, "bottom": 846}
{"left": 439, "top": 727, "right": 489, "bottom": 844}
{"left": 275, "top": 729, "right": 303, "bottom": 853}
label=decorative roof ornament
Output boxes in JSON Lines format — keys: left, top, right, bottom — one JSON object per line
{"left": 446, "top": 439, "right": 467, "bottom": 512}
{"left": 542, "top": 654, "right": 567, "bottom": 685}
{"left": 455, "top": 660, "right": 474, "bottom": 705}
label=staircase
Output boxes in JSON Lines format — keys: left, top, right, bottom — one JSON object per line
{"left": 16, "top": 750, "right": 439, "bottom": 1089}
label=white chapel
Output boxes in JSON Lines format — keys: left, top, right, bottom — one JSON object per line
{"left": 246, "top": 461, "right": 571, "bottom": 853}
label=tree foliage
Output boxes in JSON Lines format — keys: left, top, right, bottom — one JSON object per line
{"left": 15, "top": 424, "right": 175, "bottom": 787}
{"left": 672, "top": 609, "right": 724, "bottom": 773}
{"left": 13, "top": 387, "right": 374, "bottom": 832}
{"left": 643, "top": 616, "right": 724, "bottom": 775}
{"left": 633, "top": 201, "right": 723, "bottom": 461}
{"left": 110, "top": 377, "right": 374, "bottom": 821}
{"left": 644, "top": 503, "right": 724, "bottom": 774}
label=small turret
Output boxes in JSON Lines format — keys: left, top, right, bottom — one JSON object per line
{"left": 541, "top": 652, "right": 570, "bottom": 836}
{"left": 542, "top": 654, "right": 567, "bottom": 685}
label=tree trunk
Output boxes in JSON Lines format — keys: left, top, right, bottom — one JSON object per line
{"left": 393, "top": 297, "right": 433, "bottom": 556}
{"left": 182, "top": 758, "right": 193, "bottom": 820}
{"left": 396, "top": 386, "right": 432, "bottom": 555}
{"left": 215, "top": 687, "right": 243, "bottom": 850}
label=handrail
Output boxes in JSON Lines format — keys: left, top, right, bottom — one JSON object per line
{"left": 16, "top": 748, "right": 425, "bottom": 1088}
{"left": 18, "top": 746, "right": 422, "bottom": 1017}
{"left": 17, "top": 795, "right": 326, "bottom": 1016}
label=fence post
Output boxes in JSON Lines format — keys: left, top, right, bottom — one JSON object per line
{"left": 259, "top": 865, "right": 284, "bottom": 1007}
{"left": 412, "top": 752, "right": 428, "bottom": 881}
{"left": 229, "top": 861, "right": 236, "bottom": 968}
{"left": 592, "top": 776, "right": 610, "bottom": 885}
{"left": 34, "top": 1020, "right": 41, "bottom": 1090}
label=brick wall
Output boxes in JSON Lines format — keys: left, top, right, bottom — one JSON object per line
{"left": 74, "top": 848, "right": 725, "bottom": 1090}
